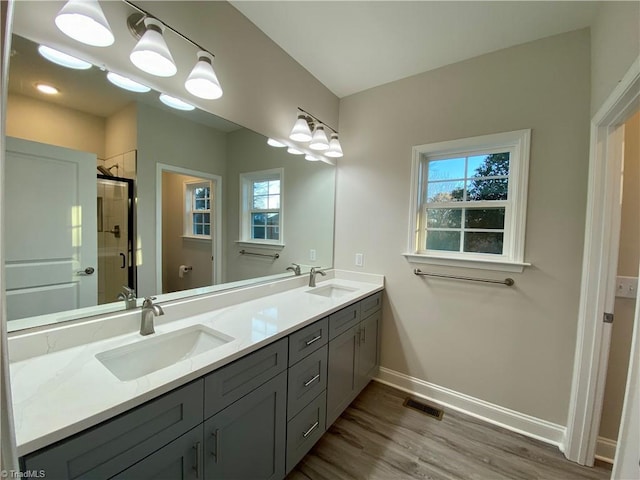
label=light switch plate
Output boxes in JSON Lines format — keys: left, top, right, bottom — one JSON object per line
{"left": 309, "top": 249, "right": 316, "bottom": 261}
{"left": 355, "top": 253, "right": 364, "bottom": 267}
{"left": 616, "top": 276, "right": 638, "bottom": 299}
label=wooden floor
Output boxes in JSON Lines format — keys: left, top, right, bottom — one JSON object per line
{"left": 287, "top": 382, "right": 612, "bottom": 480}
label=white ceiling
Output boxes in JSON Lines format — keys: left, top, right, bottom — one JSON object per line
{"left": 231, "top": 1, "right": 599, "bottom": 98}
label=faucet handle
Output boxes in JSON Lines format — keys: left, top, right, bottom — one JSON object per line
{"left": 142, "top": 296, "right": 157, "bottom": 307}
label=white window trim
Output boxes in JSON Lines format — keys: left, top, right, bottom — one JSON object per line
{"left": 184, "top": 180, "right": 212, "bottom": 240}
{"left": 239, "top": 168, "right": 284, "bottom": 246}
{"left": 403, "top": 129, "right": 532, "bottom": 272}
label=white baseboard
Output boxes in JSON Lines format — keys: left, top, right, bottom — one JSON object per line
{"left": 375, "top": 367, "right": 566, "bottom": 451}
{"left": 595, "top": 436, "right": 616, "bottom": 464}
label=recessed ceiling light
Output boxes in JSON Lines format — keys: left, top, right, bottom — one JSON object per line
{"left": 305, "top": 154, "right": 320, "bottom": 162}
{"left": 159, "top": 93, "right": 195, "bottom": 111}
{"left": 287, "top": 147, "right": 304, "bottom": 155}
{"left": 106, "top": 72, "right": 151, "bottom": 93}
{"left": 267, "top": 138, "right": 286, "bottom": 148}
{"left": 37, "top": 45, "right": 91, "bottom": 70}
{"left": 36, "top": 83, "right": 59, "bottom": 95}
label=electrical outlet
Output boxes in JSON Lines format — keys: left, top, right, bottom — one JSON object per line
{"left": 309, "top": 249, "right": 316, "bottom": 261}
{"left": 355, "top": 253, "right": 364, "bottom": 267}
{"left": 616, "top": 276, "right": 638, "bottom": 299}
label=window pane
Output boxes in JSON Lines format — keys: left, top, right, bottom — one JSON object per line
{"left": 252, "top": 213, "right": 266, "bottom": 226}
{"left": 268, "top": 180, "right": 280, "bottom": 195}
{"left": 203, "top": 213, "right": 210, "bottom": 223}
{"left": 205, "top": 199, "right": 211, "bottom": 210}
{"left": 267, "top": 196, "right": 280, "bottom": 209}
{"left": 464, "top": 232, "right": 503, "bottom": 254}
{"left": 253, "top": 195, "right": 267, "bottom": 209}
{"left": 426, "top": 181, "right": 464, "bottom": 202}
{"left": 266, "top": 226, "right": 280, "bottom": 240}
{"left": 426, "top": 208, "right": 462, "bottom": 228}
{"left": 465, "top": 208, "right": 505, "bottom": 229}
{"left": 252, "top": 226, "right": 265, "bottom": 239}
{"left": 428, "top": 158, "right": 465, "bottom": 181}
{"left": 194, "top": 213, "right": 202, "bottom": 223}
{"left": 253, "top": 181, "right": 268, "bottom": 196}
{"left": 426, "top": 230, "right": 460, "bottom": 251}
{"left": 266, "top": 213, "right": 279, "bottom": 226}
{"left": 194, "top": 224, "right": 203, "bottom": 235}
{"left": 194, "top": 187, "right": 207, "bottom": 199}
{"left": 195, "top": 199, "right": 206, "bottom": 210}
{"left": 468, "top": 153, "right": 510, "bottom": 178}
{"left": 466, "top": 178, "right": 508, "bottom": 201}
{"left": 204, "top": 225, "right": 210, "bottom": 235}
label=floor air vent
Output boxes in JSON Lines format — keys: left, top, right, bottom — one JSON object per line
{"left": 403, "top": 398, "right": 444, "bottom": 420}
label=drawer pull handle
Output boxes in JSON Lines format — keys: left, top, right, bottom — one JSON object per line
{"left": 305, "top": 335, "right": 322, "bottom": 346}
{"left": 303, "top": 421, "right": 319, "bottom": 438}
{"left": 210, "top": 429, "right": 220, "bottom": 463}
{"left": 304, "top": 374, "right": 320, "bottom": 387}
{"left": 193, "top": 442, "right": 202, "bottom": 478}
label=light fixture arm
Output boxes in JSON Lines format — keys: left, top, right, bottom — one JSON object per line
{"left": 297, "top": 107, "right": 339, "bottom": 135}
{"left": 123, "top": 0, "right": 216, "bottom": 61}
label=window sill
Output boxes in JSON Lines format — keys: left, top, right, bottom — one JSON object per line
{"left": 402, "top": 252, "right": 530, "bottom": 273}
{"left": 235, "top": 241, "right": 285, "bottom": 251}
{"left": 182, "top": 235, "right": 211, "bottom": 241}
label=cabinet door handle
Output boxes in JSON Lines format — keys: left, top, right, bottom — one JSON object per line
{"left": 305, "top": 334, "right": 322, "bottom": 346}
{"left": 303, "top": 421, "right": 319, "bottom": 438}
{"left": 304, "top": 374, "right": 320, "bottom": 387}
{"left": 193, "top": 442, "right": 202, "bottom": 478}
{"left": 210, "top": 429, "right": 220, "bottom": 463}
{"left": 360, "top": 326, "right": 366, "bottom": 344}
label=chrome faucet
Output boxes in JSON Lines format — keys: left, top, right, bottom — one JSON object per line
{"left": 117, "top": 285, "right": 137, "bottom": 310}
{"left": 286, "top": 263, "right": 302, "bottom": 276}
{"left": 140, "top": 297, "right": 164, "bottom": 336}
{"left": 309, "top": 267, "right": 326, "bottom": 287}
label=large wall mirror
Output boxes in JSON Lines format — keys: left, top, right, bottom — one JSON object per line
{"left": 5, "top": 1, "right": 336, "bottom": 332}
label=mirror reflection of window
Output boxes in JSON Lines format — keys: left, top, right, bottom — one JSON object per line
{"left": 240, "top": 169, "right": 284, "bottom": 244}
{"left": 185, "top": 181, "right": 212, "bottom": 238}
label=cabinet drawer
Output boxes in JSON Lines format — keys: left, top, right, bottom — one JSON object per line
{"left": 204, "top": 338, "right": 288, "bottom": 418}
{"left": 286, "top": 391, "right": 326, "bottom": 474}
{"left": 22, "top": 380, "right": 204, "bottom": 480}
{"left": 361, "top": 292, "right": 382, "bottom": 319}
{"left": 288, "top": 317, "right": 328, "bottom": 366}
{"left": 287, "top": 345, "right": 328, "bottom": 420}
{"left": 328, "top": 303, "right": 361, "bottom": 340}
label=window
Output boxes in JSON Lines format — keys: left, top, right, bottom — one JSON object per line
{"left": 240, "top": 169, "right": 283, "bottom": 245}
{"left": 406, "top": 130, "right": 531, "bottom": 272}
{"left": 185, "top": 181, "right": 212, "bottom": 238}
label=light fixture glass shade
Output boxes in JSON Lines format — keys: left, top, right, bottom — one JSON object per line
{"left": 38, "top": 45, "right": 92, "bottom": 70}
{"left": 107, "top": 72, "right": 151, "bottom": 93}
{"left": 55, "top": 0, "right": 114, "bottom": 47}
{"left": 305, "top": 154, "right": 320, "bottom": 162}
{"left": 287, "top": 147, "right": 304, "bottom": 155}
{"left": 36, "top": 83, "right": 59, "bottom": 95}
{"left": 130, "top": 18, "right": 177, "bottom": 77}
{"left": 325, "top": 133, "right": 344, "bottom": 158}
{"left": 309, "top": 125, "right": 329, "bottom": 151}
{"left": 267, "top": 138, "right": 286, "bottom": 147}
{"left": 159, "top": 93, "right": 195, "bottom": 111}
{"left": 185, "top": 51, "right": 223, "bottom": 100}
{"left": 289, "top": 114, "right": 312, "bottom": 142}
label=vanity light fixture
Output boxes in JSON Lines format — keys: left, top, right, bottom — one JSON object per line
{"left": 289, "top": 113, "right": 313, "bottom": 142}
{"left": 287, "top": 147, "right": 305, "bottom": 155}
{"left": 36, "top": 83, "right": 60, "bottom": 95}
{"left": 159, "top": 93, "right": 195, "bottom": 111}
{"left": 106, "top": 72, "right": 151, "bottom": 93}
{"left": 185, "top": 51, "right": 223, "bottom": 100}
{"left": 305, "top": 154, "right": 320, "bottom": 162}
{"left": 309, "top": 124, "right": 330, "bottom": 151}
{"left": 130, "top": 17, "right": 177, "bottom": 77}
{"left": 288, "top": 108, "right": 343, "bottom": 158}
{"left": 267, "top": 138, "right": 287, "bottom": 147}
{"left": 55, "top": 0, "right": 114, "bottom": 47}
{"left": 325, "top": 133, "right": 344, "bottom": 158}
{"left": 38, "top": 45, "right": 92, "bottom": 70}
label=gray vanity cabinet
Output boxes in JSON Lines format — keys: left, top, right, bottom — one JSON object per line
{"left": 111, "top": 426, "right": 203, "bottom": 480}
{"left": 204, "top": 371, "right": 287, "bottom": 480}
{"left": 326, "top": 292, "right": 381, "bottom": 428}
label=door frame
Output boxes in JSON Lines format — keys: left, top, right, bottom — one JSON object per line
{"left": 564, "top": 56, "right": 640, "bottom": 465}
{"left": 155, "top": 163, "right": 222, "bottom": 293}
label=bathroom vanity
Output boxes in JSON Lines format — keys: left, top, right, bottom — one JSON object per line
{"left": 10, "top": 272, "right": 383, "bottom": 479}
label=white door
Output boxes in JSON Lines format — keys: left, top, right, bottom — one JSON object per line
{"left": 4, "top": 137, "right": 97, "bottom": 321}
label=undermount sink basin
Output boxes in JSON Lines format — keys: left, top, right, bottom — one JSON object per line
{"left": 96, "top": 325, "right": 234, "bottom": 381}
{"left": 307, "top": 284, "right": 358, "bottom": 299}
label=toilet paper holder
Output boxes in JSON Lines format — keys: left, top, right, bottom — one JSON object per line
{"left": 179, "top": 265, "right": 193, "bottom": 278}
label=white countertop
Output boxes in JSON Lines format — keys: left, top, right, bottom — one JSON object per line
{"left": 9, "top": 271, "right": 383, "bottom": 456}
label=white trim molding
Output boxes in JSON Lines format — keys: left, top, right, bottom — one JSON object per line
{"left": 375, "top": 367, "right": 566, "bottom": 449}
{"left": 564, "top": 56, "right": 640, "bottom": 466}
{"left": 595, "top": 436, "right": 616, "bottom": 464}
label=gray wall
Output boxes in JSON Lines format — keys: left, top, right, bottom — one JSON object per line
{"left": 334, "top": 29, "right": 591, "bottom": 425}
